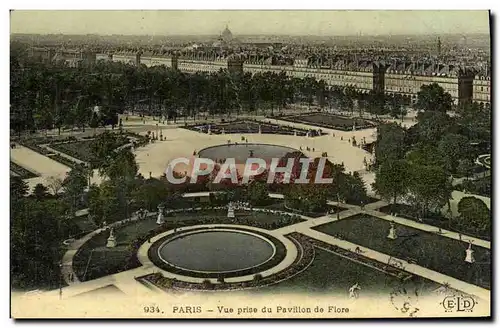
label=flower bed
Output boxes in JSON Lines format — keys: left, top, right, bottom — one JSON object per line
{"left": 182, "top": 119, "right": 326, "bottom": 137}
{"left": 10, "top": 161, "right": 39, "bottom": 179}
{"left": 301, "top": 234, "right": 413, "bottom": 280}
{"left": 272, "top": 112, "right": 377, "bottom": 131}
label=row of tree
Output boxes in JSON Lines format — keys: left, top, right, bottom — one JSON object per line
{"left": 13, "top": 53, "right": 447, "bottom": 136}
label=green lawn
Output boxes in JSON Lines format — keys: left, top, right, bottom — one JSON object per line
{"left": 255, "top": 248, "right": 440, "bottom": 296}
{"left": 313, "top": 214, "right": 491, "bottom": 289}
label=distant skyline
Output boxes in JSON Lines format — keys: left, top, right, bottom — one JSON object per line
{"left": 10, "top": 10, "right": 490, "bottom": 36}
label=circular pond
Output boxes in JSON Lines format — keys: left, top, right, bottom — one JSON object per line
{"left": 198, "top": 143, "right": 302, "bottom": 163}
{"left": 157, "top": 230, "right": 276, "bottom": 273}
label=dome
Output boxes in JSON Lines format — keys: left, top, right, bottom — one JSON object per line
{"left": 221, "top": 25, "right": 233, "bottom": 42}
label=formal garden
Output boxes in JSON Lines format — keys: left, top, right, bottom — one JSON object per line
{"left": 183, "top": 119, "right": 326, "bottom": 137}
{"left": 273, "top": 112, "right": 377, "bottom": 131}
{"left": 314, "top": 214, "right": 491, "bottom": 289}
{"left": 17, "top": 131, "right": 150, "bottom": 169}
{"left": 72, "top": 207, "right": 306, "bottom": 282}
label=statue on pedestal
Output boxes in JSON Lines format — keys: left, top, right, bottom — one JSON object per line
{"left": 294, "top": 130, "right": 297, "bottom": 136}
{"left": 258, "top": 124, "right": 262, "bottom": 134}
{"left": 387, "top": 222, "right": 397, "bottom": 240}
{"left": 156, "top": 204, "right": 165, "bottom": 225}
{"left": 349, "top": 283, "right": 361, "bottom": 299}
{"left": 464, "top": 242, "right": 475, "bottom": 263}
{"left": 207, "top": 125, "right": 212, "bottom": 135}
{"left": 106, "top": 228, "right": 117, "bottom": 248}
{"left": 227, "top": 202, "right": 235, "bottom": 219}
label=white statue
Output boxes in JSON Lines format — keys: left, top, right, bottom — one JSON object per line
{"left": 349, "top": 283, "right": 361, "bottom": 299}
{"left": 465, "top": 242, "right": 475, "bottom": 263}
{"left": 387, "top": 222, "right": 397, "bottom": 240}
{"left": 156, "top": 204, "right": 165, "bottom": 225}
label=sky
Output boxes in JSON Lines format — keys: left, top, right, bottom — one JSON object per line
{"left": 10, "top": 10, "right": 490, "bottom": 36}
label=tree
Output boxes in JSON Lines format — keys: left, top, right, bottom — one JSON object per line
{"left": 246, "top": 181, "right": 270, "bottom": 206}
{"left": 366, "top": 91, "right": 388, "bottom": 117}
{"left": 285, "top": 183, "right": 328, "bottom": 213}
{"left": 131, "top": 178, "right": 170, "bottom": 211}
{"left": 372, "top": 159, "right": 409, "bottom": 204}
{"left": 457, "top": 102, "right": 491, "bottom": 143}
{"left": 415, "top": 111, "right": 456, "bottom": 145}
{"left": 11, "top": 176, "right": 29, "bottom": 200}
{"left": 415, "top": 83, "right": 453, "bottom": 113}
{"left": 90, "top": 131, "right": 128, "bottom": 168}
{"left": 99, "top": 148, "right": 138, "bottom": 181}
{"left": 456, "top": 159, "right": 475, "bottom": 180}
{"left": 388, "top": 94, "right": 406, "bottom": 119}
{"left": 62, "top": 167, "right": 88, "bottom": 211}
{"left": 46, "top": 176, "right": 63, "bottom": 195}
{"left": 11, "top": 197, "right": 71, "bottom": 289}
{"left": 456, "top": 196, "right": 490, "bottom": 234}
{"left": 343, "top": 172, "right": 369, "bottom": 205}
{"left": 407, "top": 164, "right": 452, "bottom": 217}
{"left": 437, "top": 133, "right": 473, "bottom": 174}
{"left": 375, "top": 122, "right": 407, "bottom": 166}
{"left": 405, "top": 144, "right": 444, "bottom": 168}
{"left": 32, "top": 183, "right": 50, "bottom": 200}
{"left": 87, "top": 184, "right": 104, "bottom": 226}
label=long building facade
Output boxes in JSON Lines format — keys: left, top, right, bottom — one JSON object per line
{"left": 27, "top": 47, "right": 491, "bottom": 107}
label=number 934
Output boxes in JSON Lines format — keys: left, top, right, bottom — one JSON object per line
{"left": 144, "top": 305, "right": 161, "bottom": 314}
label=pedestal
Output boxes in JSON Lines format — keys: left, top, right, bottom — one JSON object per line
{"left": 258, "top": 125, "right": 262, "bottom": 134}
{"left": 294, "top": 131, "right": 297, "bottom": 136}
{"left": 106, "top": 229, "right": 117, "bottom": 248}
{"left": 156, "top": 212, "right": 165, "bottom": 225}
{"left": 227, "top": 203, "right": 235, "bottom": 218}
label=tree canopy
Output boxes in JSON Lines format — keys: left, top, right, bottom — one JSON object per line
{"left": 415, "top": 83, "right": 453, "bottom": 113}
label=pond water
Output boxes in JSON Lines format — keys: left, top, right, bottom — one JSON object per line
{"left": 198, "top": 143, "right": 302, "bottom": 163}
{"left": 157, "top": 230, "right": 275, "bottom": 273}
